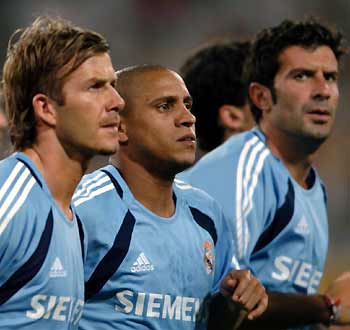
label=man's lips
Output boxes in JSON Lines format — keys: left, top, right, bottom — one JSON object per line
{"left": 177, "top": 133, "right": 196, "bottom": 142}
{"left": 307, "top": 108, "right": 331, "bottom": 115}
{"left": 100, "top": 121, "right": 119, "bottom": 133}
{"left": 305, "top": 109, "right": 332, "bottom": 123}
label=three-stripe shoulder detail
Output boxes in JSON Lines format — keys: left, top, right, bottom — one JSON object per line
{"left": 0, "top": 162, "right": 37, "bottom": 236}
{"left": 73, "top": 171, "right": 115, "bottom": 207}
{"left": 235, "top": 136, "right": 270, "bottom": 259}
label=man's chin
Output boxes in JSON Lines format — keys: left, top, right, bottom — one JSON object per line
{"left": 174, "top": 159, "right": 196, "bottom": 174}
{"left": 96, "top": 144, "right": 119, "bottom": 157}
{"left": 306, "top": 129, "right": 331, "bottom": 144}
{"left": 157, "top": 159, "right": 195, "bottom": 179}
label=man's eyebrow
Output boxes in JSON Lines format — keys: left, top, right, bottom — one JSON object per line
{"left": 288, "top": 68, "right": 314, "bottom": 74}
{"left": 151, "top": 96, "right": 177, "bottom": 103}
{"left": 149, "top": 95, "right": 193, "bottom": 105}
{"left": 86, "top": 74, "right": 117, "bottom": 83}
{"left": 288, "top": 67, "right": 338, "bottom": 75}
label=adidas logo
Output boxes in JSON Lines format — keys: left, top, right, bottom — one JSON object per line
{"left": 49, "top": 257, "right": 67, "bottom": 278}
{"left": 131, "top": 252, "right": 154, "bottom": 273}
{"left": 295, "top": 215, "right": 309, "bottom": 235}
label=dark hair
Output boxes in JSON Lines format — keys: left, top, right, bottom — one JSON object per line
{"left": 2, "top": 16, "right": 110, "bottom": 150}
{"left": 180, "top": 40, "right": 251, "bottom": 152}
{"left": 245, "top": 18, "right": 347, "bottom": 123}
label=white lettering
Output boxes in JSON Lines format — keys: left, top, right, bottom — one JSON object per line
{"left": 182, "top": 297, "right": 195, "bottom": 321}
{"left": 308, "top": 271, "right": 322, "bottom": 294}
{"left": 272, "top": 256, "right": 291, "bottom": 281}
{"left": 135, "top": 292, "right": 146, "bottom": 316}
{"left": 52, "top": 296, "right": 70, "bottom": 321}
{"left": 131, "top": 265, "right": 154, "bottom": 273}
{"left": 271, "top": 256, "right": 323, "bottom": 292}
{"left": 115, "top": 290, "right": 203, "bottom": 322}
{"left": 147, "top": 293, "right": 162, "bottom": 318}
{"left": 26, "top": 294, "right": 47, "bottom": 319}
{"left": 115, "top": 290, "right": 133, "bottom": 313}
{"left": 193, "top": 298, "right": 201, "bottom": 321}
{"left": 26, "top": 295, "right": 83, "bottom": 323}
{"left": 162, "top": 295, "right": 181, "bottom": 320}
{"left": 295, "top": 262, "right": 312, "bottom": 288}
{"left": 72, "top": 299, "right": 85, "bottom": 325}
{"left": 288, "top": 259, "right": 300, "bottom": 281}
{"left": 43, "top": 295, "right": 57, "bottom": 319}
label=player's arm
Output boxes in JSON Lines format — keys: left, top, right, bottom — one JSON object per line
{"left": 208, "top": 269, "right": 268, "bottom": 330}
{"left": 240, "top": 275, "right": 350, "bottom": 330}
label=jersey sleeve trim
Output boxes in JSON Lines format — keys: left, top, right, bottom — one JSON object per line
{"left": 85, "top": 210, "right": 136, "bottom": 301}
{"left": 17, "top": 158, "right": 43, "bottom": 188}
{"left": 76, "top": 214, "right": 85, "bottom": 261}
{"left": 235, "top": 136, "right": 270, "bottom": 259}
{"left": 252, "top": 178, "right": 295, "bottom": 254}
{"left": 100, "top": 169, "right": 123, "bottom": 198}
{"left": 0, "top": 163, "right": 36, "bottom": 236}
{"left": 0, "top": 209, "right": 54, "bottom": 305}
{"left": 73, "top": 172, "right": 114, "bottom": 207}
{"left": 189, "top": 207, "right": 217, "bottom": 245}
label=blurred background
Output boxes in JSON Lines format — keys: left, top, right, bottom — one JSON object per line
{"left": 0, "top": 0, "right": 348, "bottom": 290}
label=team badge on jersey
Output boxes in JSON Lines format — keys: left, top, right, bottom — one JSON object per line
{"left": 203, "top": 240, "right": 214, "bottom": 275}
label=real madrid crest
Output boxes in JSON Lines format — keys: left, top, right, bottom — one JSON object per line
{"left": 203, "top": 240, "right": 214, "bottom": 275}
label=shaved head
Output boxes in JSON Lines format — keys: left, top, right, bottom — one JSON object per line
{"left": 116, "top": 65, "right": 174, "bottom": 115}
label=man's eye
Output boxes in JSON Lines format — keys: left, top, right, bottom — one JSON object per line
{"left": 158, "top": 103, "right": 170, "bottom": 111}
{"left": 89, "top": 83, "right": 102, "bottom": 90}
{"left": 325, "top": 73, "right": 338, "bottom": 82}
{"left": 185, "top": 102, "right": 192, "bottom": 110}
{"left": 294, "top": 72, "right": 308, "bottom": 81}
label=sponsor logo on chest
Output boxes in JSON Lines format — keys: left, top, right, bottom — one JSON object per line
{"left": 26, "top": 295, "right": 84, "bottom": 324}
{"left": 271, "top": 255, "right": 322, "bottom": 293}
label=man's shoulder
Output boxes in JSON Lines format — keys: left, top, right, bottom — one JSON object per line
{"left": 0, "top": 154, "right": 21, "bottom": 180}
{"left": 179, "top": 129, "right": 277, "bottom": 189}
{"left": 0, "top": 156, "right": 51, "bottom": 250}
{"left": 0, "top": 154, "right": 43, "bottom": 218}
{"left": 174, "top": 179, "right": 222, "bottom": 219}
{"left": 74, "top": 166, "right": 117, "bottom": 205}
{"left": 73, "top": 165, "right": 127, "bottom": 223}
{"left": 203, "top": 130, "right": 257, "bottom": 162}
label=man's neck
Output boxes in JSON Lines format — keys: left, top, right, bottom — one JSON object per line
{"left": 114, "top": 156, "right": 175, "bottom": 218}
{"left": 23, "top": 142, "right": 88, "bottom": 219}
{"left": 260, "top": 127, "right": 320, "bottom": 189}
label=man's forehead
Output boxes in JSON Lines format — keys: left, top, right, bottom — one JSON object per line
{"left": 279, "top": 45, "right": 338, "bottom": 65}
{"left": 129, "top": 70, "right": 186, "bottom": 96}
{"left": 278, "top": 45, "right": 338, "bottom": 71}
{"left": 64, "top": 52, "right": 115, "bottom": 82}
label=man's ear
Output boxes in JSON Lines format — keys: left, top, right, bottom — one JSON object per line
{"left": 249, "top": 82, "right": 273, "bottom": 115}
{"left": 117, "top": 119, "right": 128, "bottom": 144}
{"left": 32, "top": 93, "right": 57, "bottom": 126}
{"left": 218, "top": 105, "right": 244, "bottom": 131}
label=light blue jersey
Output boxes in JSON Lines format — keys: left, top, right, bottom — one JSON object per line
{"left": 178, "top": 128, "right": 328, "bottom": 295}
{"left": 73, "top": 165, "right": 236, "bottom": 330}
{"left": 0, "top": 153, "right": 85, "bottom": 329}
